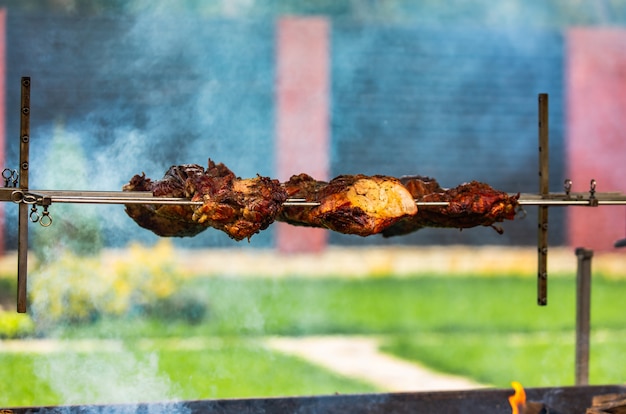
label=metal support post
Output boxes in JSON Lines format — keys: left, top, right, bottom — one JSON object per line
{"left": 575, "top": 247, "right": 593, "bottom": 385}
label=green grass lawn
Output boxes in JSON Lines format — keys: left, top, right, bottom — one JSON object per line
{"left": 381, "top": 330, "right": 626, "bottom": 387}
{"left": 66, "top": 274, "right": 626, "bottom": 338}
{"left": 0, "top": 338, "right": 378, "bottom": 407}
{"left": 2, "top": 273, "right": 626, "bottom": 407}
{"left": 62, "top": 275, "right": 587, "bottom": 338}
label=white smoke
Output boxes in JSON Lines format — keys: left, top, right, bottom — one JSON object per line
{"left": 37, "top": 343, "right": 190, "bottom": 413}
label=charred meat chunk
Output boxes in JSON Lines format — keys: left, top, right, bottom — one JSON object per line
{"left": 123, "top": 164, "right": 207, "bottom": 237}
{"left": 190, "top": 160, "right": 288, "bottom": 241}
{"left": 383, "top": 180, "right": 519, "bottom": 237}
{"left": 278, "top": 173, "right": 418, "bottom": 236}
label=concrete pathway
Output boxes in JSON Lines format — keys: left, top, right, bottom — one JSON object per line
{"left": 266, "top": 335, "right": 486, "bottom": 392}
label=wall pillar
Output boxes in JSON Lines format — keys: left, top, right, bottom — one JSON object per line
{"left": 275, "top": 17, "right": 330, "bottom": 253}
{"left": 566, "top": 28, "right": 626, "bottom": 251}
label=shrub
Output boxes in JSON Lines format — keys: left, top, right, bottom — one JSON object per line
{"left": 0, "top": 310, "right": 35, "bottom": 339}
{"left": 28, "top": 240, "right": 207, "bottom": 330}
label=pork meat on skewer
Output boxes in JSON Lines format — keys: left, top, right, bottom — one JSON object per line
{"left": 124, "top": 160, "right": 287, "bottom": 241}
{"left": 124, "top": 162, "right": 517, "bottom": 240}
{"left": 278, "top": 173, "right": 418, "bottom": 236}
{"left": 382, "top": 178, "right": 519, "bottom": 237}
{"left": 190, "top": 160, "right": 287, "bottom": 241}
{"left": 123, "top": 164, "right": 207, "bottom": 237}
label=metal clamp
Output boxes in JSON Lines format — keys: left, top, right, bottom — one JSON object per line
{"left": 564, "top": 179, "right": 572, "bottom": 198}
{"left": 589, "top": 179, "right": 598, "bottom": 207}
{"left": 11, "top": 190, "right": 39, "bottom": 204}
{"left": 12, "top": 190, "right": 53, "bottom": 226}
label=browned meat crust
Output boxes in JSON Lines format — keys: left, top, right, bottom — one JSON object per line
{"left": 277, "top": 173, "right": 418, "bottom": 236}
{"left": 382, "top": 179, "right": 519, "bottom": 237}
{"left": 124, "top": 163, "right": 517, "bottom": 240}
{"left": 190, "top": 160, "right": 287, "bottom": 241}
{"left": 122, "top": 164, "right": 207, "bottom": 237}
{"left": 124, "top": 160, "right": 287, "bottom": 241}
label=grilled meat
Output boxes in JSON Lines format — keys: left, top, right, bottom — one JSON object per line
{"left": 190, "top": 160, "right": 287, "bottom": 241}
{"left": 278, "top": 173, "right": 418, "bottom": 236}
{"left": 124, "top": 162, "right": 517, "bottom": 240}
{"left": 123, "top": 164, "right": 207, "bottom": 237}
{"left": 382, "top": 180, "right": 519, "bottom": 237}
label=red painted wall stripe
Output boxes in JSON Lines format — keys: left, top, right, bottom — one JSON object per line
{"left": 0, "top": 8, "right": 6, "bottom": 255}
{"left": 275, "top": 17, "right": 330, "bottom": 253}
{"left": 566, "top": 28, "right": 626, "bottom": 251}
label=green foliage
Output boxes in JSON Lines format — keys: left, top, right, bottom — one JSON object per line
{"left": 0, "top": 310, "right": 35, "bottom": 339}
{"left": 166, "top": 276, "right": 580, "bottom": 336}
{"left": 53, "top": 274, "right": 626, "bottom": 339}
{"left": 29, "top": 240, "right": 207, "bottom": 330}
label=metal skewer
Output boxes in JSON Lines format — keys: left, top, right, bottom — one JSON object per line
{"left": 5, "top": 188, "right": 626, "bottom": 207}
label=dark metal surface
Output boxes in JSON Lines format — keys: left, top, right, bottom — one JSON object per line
{"left": 537, "top": 93, "right": 549, "bottom": 306}
{"left": 3, "top": 385, "right": 626, "bottom": 414}
{"left": 17, "top": 76, "right": 30, "bottom": 313}
{"left": 575, "top": 247, "right": 593, "bottom": 385}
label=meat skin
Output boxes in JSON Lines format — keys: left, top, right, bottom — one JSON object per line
{"left": 124, "top": 163, "right": 517, "bottom": 240}
{"left": 190, "top": 160, "right": 287, "bottom": 241}
{"left": 382, "top": 179, "right": 519, "bottom": 237}
{"left": 122, "top": 164, "right": 207, "bottom": 237}
{"left": 278, "top": 173, "right": 418, "bottom": 236}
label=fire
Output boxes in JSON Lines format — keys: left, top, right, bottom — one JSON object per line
{"left": 509, "top": 381, "right": 526, "bottom": 414}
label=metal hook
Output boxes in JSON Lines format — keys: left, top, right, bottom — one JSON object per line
{"left": 29, "top": 205, "right": 39, "bottom": 223}
{"left": 40, "top": 206, "right": 52, "bottom": 227}
{"left": 564, "top": 179, "right": 572, "bottom": 197}
{"left": 2, "top": 168, "right": 18, "bottom": 188}
{"left": 589, "top": 179, "right": 598, "bottom": 207}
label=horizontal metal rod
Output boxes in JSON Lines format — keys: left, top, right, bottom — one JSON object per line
{"left": 518, "top": 199, "right": 594, "bottom": 206}
{"left": 4, "top": 188, "right": 626, "bottom": 207}
{"left": 44, "top": 196, "right": 203, "bottom": 205}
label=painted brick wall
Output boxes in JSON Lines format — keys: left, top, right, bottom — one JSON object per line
{"left": 331, "top": 26, "right": 565, "bottom": 246}
{"left": 2, "top": 15, "right": 567, "bottom": 248}
{"left": 566, "top": 28, "right": 626, "bottom": 251}
{"left": 5, "top": 14, "right": 276, "bottom": 248}
{"left": 275, "top": 17, "right": 329, "bottom": 253}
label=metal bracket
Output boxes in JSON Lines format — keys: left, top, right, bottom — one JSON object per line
{"left": 17, "top": 77, "right": 30, "bottom": 313}
{"left": 575, "top": 247, "right": 593, "bottom": 385}
{"left": 537, "top": 93, "right": 549, "bottom": 306}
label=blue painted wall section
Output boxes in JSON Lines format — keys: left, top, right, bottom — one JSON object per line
{"left": 3, "top": 15, "right": 565, "bottom": 247}
{"left": 331, "top": 26, "right": 565, "bottom": 245}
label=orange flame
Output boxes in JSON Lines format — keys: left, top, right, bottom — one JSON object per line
{"left": 508, "top": 381, "right": 526, "bottom": 414}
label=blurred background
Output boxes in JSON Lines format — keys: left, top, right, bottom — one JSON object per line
{"left": 1, "top": 0, "right": 626, "bottom": 410}
{"left": 0, "top": 0, "right": 623, "bottom": 251}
